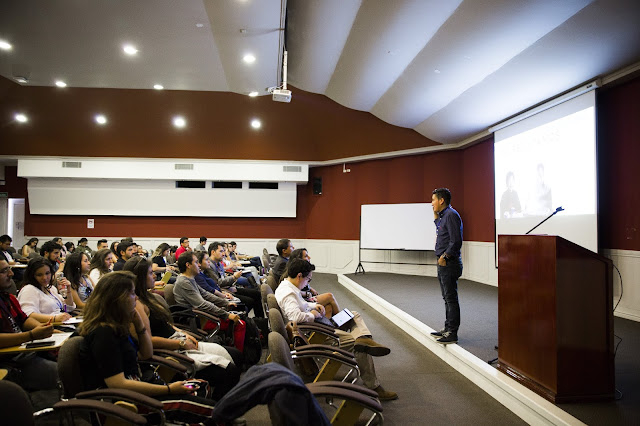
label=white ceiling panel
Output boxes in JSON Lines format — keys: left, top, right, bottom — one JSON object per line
{"left": 415, "top": 0, "right": 640, "bottom": 143}
{"left": 372, "top": 0, "right": 594, "bottom": 128}
{"left": 286, "top": 0, "right": 361, "bottom": 94}
{"left": 325, "top": 0, "right": 462, "bottom": 111}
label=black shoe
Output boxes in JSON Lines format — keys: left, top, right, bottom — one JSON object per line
{"left": 436, "top": 331, "right": 458, "bottom": 345}
{"left": 430, "top": 328, "right": 446, "bottom": 337}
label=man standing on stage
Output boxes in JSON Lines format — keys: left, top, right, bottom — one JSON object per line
{"left": 430, "top": 188, "right": 463, "bottom": 344}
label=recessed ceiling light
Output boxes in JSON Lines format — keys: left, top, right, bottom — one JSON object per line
{"left": 14, "top": 76, "right": 28, "bottom": 84}
{"left": 248, "top": 91, "right": 259, "bottom": 97}
{"left": 94, "top": 114, "right": 107, "bottom": 125}
{"left": 14, "top": 113, "right": 28, "bottom": 123}
{"left": 153, "top": 84, "right": 164, "bottom": 90}
{"left": 123, "top": 44, "right": 138, "bottom": 55}
{"left": 434, "top": 69, "right": 441, "bottom": 74}
{"left": 0, "top": 40, "right": 12, "bottom": 51}
{"left": 243, "top": 54, "right": 256, "bottom": 64}
{"left": 250, "top": 119, "right": 261, "bottom": 129}
{"left": 173, "top": 116, "right": 186, "bottom": 129}
{"left": 55, "top": 80, "right": 67, "bottom": 88}
{"left": 196, "top": 23, "right": 204, "bottom": 28}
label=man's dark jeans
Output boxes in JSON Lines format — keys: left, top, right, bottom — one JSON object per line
{"left": 437, "top": 257, "right": 462, "bottom": 334}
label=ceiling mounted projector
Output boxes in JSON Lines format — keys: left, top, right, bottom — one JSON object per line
{"left": 272, "top": 89, "right": 291, "bottom": 103}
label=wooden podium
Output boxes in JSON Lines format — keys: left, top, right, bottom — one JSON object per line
{"left": 497, "top": 235, "right": 614, "bottom": 403}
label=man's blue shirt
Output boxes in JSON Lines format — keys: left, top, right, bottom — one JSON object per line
{"left": 434, "top": 205, "right": 463, "bottom": 258}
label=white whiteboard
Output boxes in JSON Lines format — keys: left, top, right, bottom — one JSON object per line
{"left": 360, "top": 203, "right": 436, "bottom": 251}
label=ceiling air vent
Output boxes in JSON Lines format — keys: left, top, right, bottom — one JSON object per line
{"left": 174, "top": 163, "right": 194, "bottom": 170}
{"left": 283, "top": 165, "right": 301, "bottom": 173}
{"left": 62, "top": 161, "right": 82, "bottom": 168}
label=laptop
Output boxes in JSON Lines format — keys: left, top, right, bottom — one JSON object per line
{"left": 315, "top": 308, "right": 355, "bottom": 329}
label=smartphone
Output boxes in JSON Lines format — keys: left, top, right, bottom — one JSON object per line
{"left": 25, "top": 341, "right": 55, "bottom": 349}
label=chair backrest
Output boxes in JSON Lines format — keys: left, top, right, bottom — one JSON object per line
{"left": 262, "top": 253, "right": 271, "bottom": 270}
{"left": 58, "top": 336, "right": 88, "bottom": 398}
{"left": 267, "top": 293, "right": 280, "bottom": 314}
{"left": 163, "top": 283, "right": 176, "bottom": 306}
{"left": 268, "top": 308, "right": 290, "bottom": 344}
{"left": 0, "top": 380, "right": 34, "bottom": 425}
{"left": 152, "top": 291, "right": 171, "bottom": 311}
{"left": 268, "top": 332, "right": 295, "bottom": 372}
{"left": 260, "top": 283, "right": 273, "bottom": 303}
{"left": 266, "top": 273, "right": 278, "bottom": 292}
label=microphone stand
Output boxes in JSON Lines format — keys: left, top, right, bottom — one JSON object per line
{"left": 525, "top": 207, "right": 564, "bottom": 235}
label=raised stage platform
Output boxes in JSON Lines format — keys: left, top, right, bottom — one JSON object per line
{"left": 339, "top": 272, "right": 640, "bottom": 426}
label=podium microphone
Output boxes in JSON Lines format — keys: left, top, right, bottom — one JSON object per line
{"left": 526, "top": 206, "right": 564, "bottom": 235}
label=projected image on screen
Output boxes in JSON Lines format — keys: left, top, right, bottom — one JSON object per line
{"left": 494, "top": 91, "right": 597, "bottom": 257}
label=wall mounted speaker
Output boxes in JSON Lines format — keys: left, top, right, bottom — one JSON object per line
{"left": 313, "top": 177, "right": 323, "bottom": 195}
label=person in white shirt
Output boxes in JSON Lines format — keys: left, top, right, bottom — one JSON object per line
{"left": 274, "top": 258, "right": 398, "bottom": 401}
{"left": 17, "top": 258, "right": 75, "bottom": 323}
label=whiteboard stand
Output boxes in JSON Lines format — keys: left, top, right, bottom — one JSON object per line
{"left": 355, "top": 218, "right": 366, "bottom": 274}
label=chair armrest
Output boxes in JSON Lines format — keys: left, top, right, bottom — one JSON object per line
{"left": 154, "top": 349, "right": 195, "bottom": 365}
{"left": 53, "top": 399, "right": 147, "bottom": 425}
{"left": 306, "top": 381, "right": 378, "bottom": 399}
{"left": 139, "top": 355, "right": 189, "bottom": 375}
{"left": 308, "top": 385, "right": 383, "bottom": 413}
{"left": 292, "top": 350, "right": 359, "bottom": 369}
{"left": 76, "top": 388, "right": 164, "bottom": 410}
{"left": 192, "top": 309, "right": 221, "bottom": 323}
{"left": 295, "top": 344, "right": 354, "bottom": 358}
{"left": 299, "top": 322, "right": 337, "bottom": 334}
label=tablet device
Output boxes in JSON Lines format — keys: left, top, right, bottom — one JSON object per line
{"left": 25, "top": 341, "right": 56, "bottom": 349}
{"left": 330, "top": 308, "right": 355, "bottom": 328}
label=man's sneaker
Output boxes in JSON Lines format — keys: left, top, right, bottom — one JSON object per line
{"left": 354, "top": 337, "right": 391, "bottom": 357}
{"left": 373, "top": 385, "right": 398, "bottom": 401}
{"left": 436, "top": 331, "right": 458, "bottom": 345}
{"left": 430, "top": 328, "right": 446, "bottom": 337}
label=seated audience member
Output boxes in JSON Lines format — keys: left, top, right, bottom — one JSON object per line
{"left": 195, "top": 236, "right": 207, "bottom": 252}
{"left": 175, "top": 237, "right": 191, "bottom": 260}
{"left": 20, "top": 237, "right": 39, "bottom": 258}
{"left": 173, "top": 252, "right": 240, "bottom": 324}
{"left": 124, "top": 257, "right": 242, "bottom": 400}
{"left": 109, "top": 241, "right": 119, "bottom": 261}
{"left": 53, "top": 237, "right": 67, "bottom": 261}
{"left": 1, "top": 234, "right": 25, "bottom": 282}
{"left": 64, "top": 241, "right": 76, "bottom": 255}
{"left": 77, "top": 271, "right": 216, "bottom": 423}
{"left": 281, "top": 248, "right": 340, "bottom": 317}
{"left": 136, "top": 244, "right": 149, "bottom": 258}
{"left": 113, "top": 241, "right": 135, "bottom": 271}
{"left": 194, "top": 251, "right": 263, "bottom": 318}
{"left": 151, "top": 243, "right": 177, "bottom": 283}
{"left": 96, "top": 239, "right": 108, "bottom": 251}
{"left": 89, "top": 248, "right": 114, "bottom": 284}
{"left": 65, "top": 252, "right": 95, "bottom": 309}
{"left": 76, "top": 237, "right": 92, "bottom": 257}
{"left": 228, "top": 241, "right": 262, "bottom": 270}
{"left": 271, "top": 238, "right": 293, "bottom": 280}
{"left": 275, "top": 258, "right": 398, "bottom": 401}
{"left": 17, "top": 258, "right": 74, "bottom": 323}
{"left": 208, "top": 242, "right": 258, "bottom": 291}
{"left": 39, "top": 240, "right": 63, "bottom": 274}
{"left": 0, "top": 259, "right": 58, "bottom": 390}
{"left": 221, "top": 242, "right": 261, "bottom": 286}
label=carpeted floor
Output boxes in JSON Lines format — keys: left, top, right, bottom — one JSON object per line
{"left": 344, "top": 272, "right": 640, "bottom": 425}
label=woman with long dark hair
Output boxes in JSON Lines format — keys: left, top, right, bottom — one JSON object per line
{"left": 20, "top": 237, "right": 38, "bottom": 257}
{"left": 89, "top": 248, "right": 114, "bottom": 284}
{"left": 77, "top": 271, "right": 216, "bottom": 423}
{"left": 17, "top": 258, "right": 74, "bottom": 323}
{"left": 123, "top": 257, "right": 242, "bottom": 400}
{"left": 64, "top": 252, "right": 95, "bottom": 309}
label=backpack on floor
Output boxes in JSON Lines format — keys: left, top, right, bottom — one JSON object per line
{"left": 242, "top": 317, "right": 263, "bottom": 366}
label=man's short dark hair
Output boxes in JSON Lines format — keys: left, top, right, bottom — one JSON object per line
{"left": 117, "top": 241, "right": 135, "bottom": 256}
{"left": 180, "top": 237, "right": 189, "bottom": 244}
{"left": 195, "top": 251, "right": 207, "bottom": 263}
{"left": 276, "top": 239, "right": 290, "bottom": 256}
{"left": 0, "top": 235, "right": 12, "bottom": 244}
{"left": 433, "top": 188, "right": 452, "bottom": 205}
{"left": 78, "top": 237, "right": 88, "bottom": 244}
{"left": 40, "top": 240, "right": 62, "bottom": 256}
{"left": 199, "top": 236, "right": 207, "bottom": 243}
{"left": 287, "top": 258, "right": 314, "bottom": 279}
{"left": 229, "top": 241, "right": 237, "bottom": 246}
{"left": 177, "top": 251, "right": 196, "bottom": 273}
{"left": 209, "top": 241, "right": 223, "bottom": 256}
{"left": 97, "top": 239, "right": 108, "bottom": 246}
